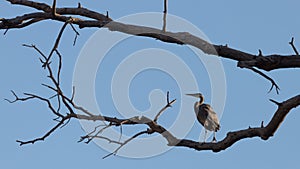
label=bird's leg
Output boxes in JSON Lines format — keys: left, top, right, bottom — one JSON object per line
{"left": 212, "top": 132, "right": 217, "bottom": 143}
{"left": 203, "top": 130, "right": 207, "bottom": 143}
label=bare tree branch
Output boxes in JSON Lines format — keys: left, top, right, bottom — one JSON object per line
{"left": 16, "top": 114, "right": 73, "bottom": 146}
{"left": 16, "top": 116, "right": 71, "bottom": 146}
{"left": 69, "top": 23, "right": 80, "bottom": 46}
{"left": 12, "top": 79, "right": 300, "bottom": 151}
{"left": 73, "top": 93, "right": 300, "bottom": 152}
{"left": 154, "top": 91, "right": 176, "bottom": 122}
{"left": 42, "top": 21, "right": 68, "bottom": 68}
{"left": 3, "top": 0, "right": 300, "bottom": 156}
{"left": 246, "top": 67, "right": 280, "bottom": 94}
{"left": 164, "top": 0, "right": 168, "bottom": 14}
{"left": 102, "top": 130, "right": 149, "bottom": 159}
{"left": 1, "top": 0, "right": 298, "bottom": 95}
{"left": 1, "top": 0, "right": 300, "bottom": 72}
{"left": 83, "top": 124, "right": 112, "bottom": 144}
{"left": 51, "top": 0, "right": 56, "bottom": 16}
{"left": 289, "top": 37, "right": 299, "bottom": 56}
{"left": 5, "top": 90, "right": 34, "bottom": 103}
{"left": 162, "top": 0, "right": 167, "bottom": 32}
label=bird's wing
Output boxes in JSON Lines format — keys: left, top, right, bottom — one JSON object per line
{"left": 201, "top": 104, "right": 213, "bottom": 115}
{"left": 202, "top": 104, "right": 220, "bottom": 130}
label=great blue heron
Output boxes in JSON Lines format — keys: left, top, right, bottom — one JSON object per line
{"left": 186, "top": 93, "right": 220, "bottom": 142}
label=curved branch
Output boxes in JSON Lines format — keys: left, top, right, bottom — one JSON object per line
{"left": 177, "top": 94, "right": 300, "bottom": 152}
{"left": 74, "top": 94, "right": 300, "bottom": 152}
{"left": 243, "top": 66, "right": 280, "bottom": 94}
{"left": 16, "top": 114, "right": 73, "bottom": 146}
{"left": 102, "top": 130, "right": 149, "bottom": 159}
{"left": 1, "top": 0, "right": 300, "bottom": 72}
{"left": 3, "top": 0, "right": 300, "bottom": 154}
{"left": 12, "top": 84, "right": 300, "bottom": 151}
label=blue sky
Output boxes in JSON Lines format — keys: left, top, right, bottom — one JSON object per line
{"left": 1, "top": 0, "right": 300, "bottom": 168}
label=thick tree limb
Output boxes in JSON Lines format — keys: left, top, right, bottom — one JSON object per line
{"left": 73, "top": 94, "right": 300, "bottom": 152}
{"left": 8, "top": 71, "right": 295, "bottom": 154}
{"left": 12, "top": 85, "right": 300, "bottom": 151}
{"left": 2, "top": 0, "right": 299, "bottom": 94}
{"left": 3, "top": 0, "right": 300, "bottom": 155}
{"left": 1, "top": 0, "right": 300, "bottom": 72}
{"left": 7, "top": 53, "right": 299, "bottom": 149}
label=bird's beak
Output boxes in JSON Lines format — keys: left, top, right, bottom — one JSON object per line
{"left": 186, "top": 93, "right": 202, "bottom": 98}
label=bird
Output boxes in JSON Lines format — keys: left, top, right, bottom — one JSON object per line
{"left": 186, "top": 93, "right": 220, "bottom": 142}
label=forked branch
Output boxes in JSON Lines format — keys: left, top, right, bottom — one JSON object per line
{"left": 1, "top": 0, "right": 300, "bottom": 71}
{"left": 154, "top": 91, "right": 176, "bottom": 122}
{"left": 289, "top": 37, "right": 299, "bottom": 56}
{"left": 2, "top": 0, "right": 300, "bottom": 156}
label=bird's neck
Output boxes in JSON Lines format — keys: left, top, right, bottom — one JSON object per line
{"left": 199, "top": 95, "right": 204, "bottom": 105}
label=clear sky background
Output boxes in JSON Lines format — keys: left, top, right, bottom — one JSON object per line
{"left": 1, "top": 0, "right": 300, "bottom": 169}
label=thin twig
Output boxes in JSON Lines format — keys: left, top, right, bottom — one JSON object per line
{"left": 43, "top": 83, "right": 94, "bottom": 117}
{"left": 60, "top": 115, "right": 71, "bottom": 128}
{"left": 154, "top": 91, "right": 176, "bottom": 122}
{"left": 258, "top": 49, "right": 263, "bottom": 56}
{"left": 91, "top": 135, "right": 122, "bottom": 145}
{"left": 102, "top": 130, "right": 149, "bottom": 159}
{"left": 72, "top": 104, "right": 94, "bottom": 116}
{"left": 16, "top": 114, "right": 72, "bottom": 146}
{"left": 78, "top": 124, "right": 107, "bottom": 142}
{"left": 248, "top": 67, "right": 280, "bottom": 94}
{"left": 3, "top": 29, "right": 9, "bottom": 35}
{"left": 24, "top": 43, "right": 76, "bottom": 117}
{"left": 71, "top": 86, "right": 75, "bottom": 101}
{"left": 118, "top": 125, "right": 123, "bottom": 142}
{"left": 43, "top": 21, "right": 69, "bottom": 68}
{"left": 164, "top": 0, "right": 168, "bottom": 13}
{"left": 23, "top": 93, "right": 64, "bottom": 118}
{"left": 4, "top": 90, "right": 34, "bottom": 103}
{"left": 52, "top": 0, "right": 56, "bottom": 16}
{"left": 54, "top": 49, "right": 62, "bottom": 85}
{"left": 289, "top": 37, "right": 299, "bottom": 56}
{"left": 23, "top": 44, "right": 47, "bottom": 60}
{"left": 162, "top": 0, "right": 167, "bottom": 32}
{"left": 84, "top": 124, "right": 112, "bottom": 144}
{"left": 69, "top": 23, "right": 80, "bottom": 46}
{"left": 162, "top": 12, "right": 167, "bottom": 32}
{"left": 269, "top": 99, "right": 282, "bottom": 106}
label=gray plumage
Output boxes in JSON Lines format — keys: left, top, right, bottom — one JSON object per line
{"left": 186, "top": 93, "right": 220, "bottom": 142}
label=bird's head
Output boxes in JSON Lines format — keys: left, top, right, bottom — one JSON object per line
{"left": 186, "top": 93, "right": 203, "bottom": 99}
{"left": 186, "top": 93, "right": 204, "bottom": 104}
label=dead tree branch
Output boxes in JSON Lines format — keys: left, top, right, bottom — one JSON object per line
{"left": 154, "top": 91, "right": 176, "bottom": 122}
{"left": 16, "top": 114, "right": 73, "bottom": 146}
{"left": 8, "top": 72, "right": 300, "bottom": 151}
{"left": 73, "top": 93, "right": 300, "bottom": 153}
{"left": 81, "top": 124, "right": 112, "bottom": 144}
{"left": 2, "top": 0, "right": 300, "bottom": 94}
{"left": 2, "top": 0, "right": 300, "bottom": 155}
{"left": 241, "top": 66, "right": 280, "bottom": 94}
{"left": 1, "top": 0, "right": 300, "bottom": 72}
{"left": 51, "top": 0, "right": 56, "bottom": 16}
{"left": 289, "top": 37, "right": 299, "bottom": 56}
{"left": 11, "top": 75, "right": 300, "bottom": 151}
{"left": 102, "top": 130, "right": 149, "bottom": 159}
{"left": 162, "top": 0, "right": 167, "bottom": 31}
